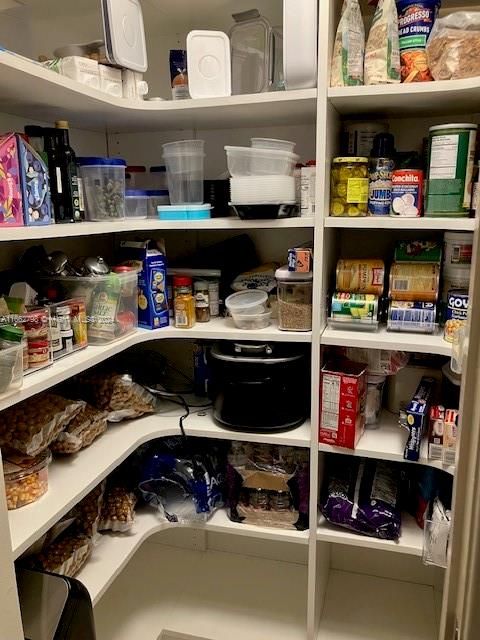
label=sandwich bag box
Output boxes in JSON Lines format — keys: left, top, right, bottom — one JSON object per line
{"left": 119, "top": 239, "right": 169, "bottom": 330}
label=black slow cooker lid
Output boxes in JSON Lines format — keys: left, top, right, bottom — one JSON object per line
{"left": 210, "top": 342, "right": 305, "bottom": 364}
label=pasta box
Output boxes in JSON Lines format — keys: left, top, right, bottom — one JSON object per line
{"left": 119, "top": 239, "right": 169, "bottom": 330}
{"left": 0, "top": 133, "right": 52, "bottom": 226}
{"left": 319, "top": 360, "right": 367, "bottom": 449}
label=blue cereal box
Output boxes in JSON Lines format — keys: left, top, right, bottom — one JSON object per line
{"left": 119, "top": 240, "right": 169, "bottom": 330}
{"left": 402, "top": 376, "right": 436, "bottom": 462}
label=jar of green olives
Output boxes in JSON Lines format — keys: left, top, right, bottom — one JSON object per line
{"left": 330, "top": 157, "right": 369, "bottom": 217}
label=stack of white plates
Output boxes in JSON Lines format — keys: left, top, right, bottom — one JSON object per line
{"left": 230, "top": 176, "right": 296, "bottom": 205}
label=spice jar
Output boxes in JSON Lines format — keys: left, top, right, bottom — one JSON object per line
{"left": 194, "top": 281, "right": 210, "bottom": 323}
{"left": 173, "top": 276, "right": 196, "bottom": 329}
{"left": 57, "top": 305, "right": 72, "bottom": 332}
{"left": 330, "top": 157, "right": 369, "bottom": 217}
{"left": 28, "top": 339, "right": 51, "bottom": 369}
{"left": 275, "top": 267, "right": 313, "bottom": 332}
{"left": 208, "top": 281, "right": 220, "bottom": 317}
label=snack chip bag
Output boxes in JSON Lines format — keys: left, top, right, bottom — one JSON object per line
{"left": 330, "top": 0, "right": 365, "bottom": 87}
{"left": 365, "top": 0, "right": 401, "bottom": 84}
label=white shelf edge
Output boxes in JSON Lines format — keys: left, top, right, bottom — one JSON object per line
{"left": 317, "top": 512, "right": 423, "bottom": 557}
{"left": 324, "top": 217, "right": 476, "bottom": 231}
{"left": 328, "top": 77, "right": 480, "bottom": 101}
{"left": 0, "top": 319, "right": 311, "bottom": 414}
{"left": 9, "top": 409, "right": 311, "bottom": 559}
{"left": 78, "top": 509, "right": 309, "bottom": 606}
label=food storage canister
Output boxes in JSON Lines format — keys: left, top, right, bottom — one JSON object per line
{"left": 275, "top": 266, "right": 313, "bottom": 332}
{"left": 225, "top": 290, "right": 268, "bottom": 315}
{"left": 162, "top": 140, "right": 205, "bottom": 204}
{"left": 3, "top": 449, "right": 52, "bottom": 510}
{"left": 77, "top": 157, "right": 127, "bottom": 221}
{"left": 229, "top": 10, "right": 272, "bottom": 94}
{"left": 149, "top": 165, "right": 168, "bottom": 190}
{"left": 147, "top": 190, "right": 169, "bottom": 218}
{"left": 225, "top": 146, "right": 299, "bottom": 177}
{"left": 442, "top": 264, "right": 471, "bottom": 301}
{"left": 194, "top": 281, "right": 211, "bottom": 323}
{"left": 0, "top": 326, "right": 24, "bottom": 394}
{"left": 330, "top": 157, "right": 369, "bottom": 217}
{"left": 125, "top": 189, "right": 149, "bottom": 219}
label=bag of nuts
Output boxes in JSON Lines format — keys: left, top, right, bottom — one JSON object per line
{"left": 75, "top": 372, "right": 156, "bottom": 422}
{"left": 30, "top": 530, "right": 92, "bottom": 577}
{"left": 69, "top": 481, "right": 106, "bottom": 539}
{"left": 51, "top": 404, "right": 108, "bottom": 455}
{"left": 0, "top": 393, "right": 86, "bottom": 457}
{"left": 99, "top": 486, "right": 137, "bottom": 532}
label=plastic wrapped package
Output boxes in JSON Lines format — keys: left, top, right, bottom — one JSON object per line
{"left": 330, "top": 0, "right": 365, "bottom": 87}
{"left": 29, "top": 530, "right": 92, "bottom": 577}
{"left": 320, "top": 456, "right": 401, "bottom": 540}
{"left": 0, "top": 394, "right": 85, "bottom": 456}
{"left": 75, "top": 371, "right": 156, "bottom": 422}
{"left": 51, "top": 404, "right": 108, "bottom": 454}
{"left": 344, "top": 348, "right": 409, "bottom": 375}
{"left": 69, "top": 481, "right": 106, "bottom": 539}
{"left": 99, "top": 486, "right": 137, "bottom": 532}
{"left": 138, "top": 438, "right": 225, "bottom": 524}
{"left": 364, "top": 0, "right": 401, "bottom": 85}
{"left": 427, "top": 12, "right": 480, "bottom": 81}
{"left": 227, "top": 442, "right": 309, "bottom": 531}
{"left": 423, "top": 497, "right": 451, "bottom": 567}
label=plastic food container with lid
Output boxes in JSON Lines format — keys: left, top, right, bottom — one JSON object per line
{"left": 125, "top": 189, "right": 148, "bottom": 219}
{"left": 225, "top": 146, "right": 299, "bottom": 177}
{"left": 229, "top": 9, "right": 272, "bottom": 95}
{"left": 3, "top": 449, "right": 52, "bottom": 510}
{"left": 150, "top": 165, "right": 168, "bottom": 190}
{"left": 0, "top": 326, "right": 24, "bottom": 395}
{"left": 162, "top": 140, "right": 205, "bottom": 204}
{"left": 147, "top": 190, "right": 170, "bottom": 218}
{"left": 158, "top": 204, "right": 211, "bottom": 220}
{"left": 78, "top": 157, "right": 126, "bottom": 221}
{"left": 330, "top": 157, "right": 369, "bottom": 217}
{"left": 251, "top": 138, "right": 296, "bottom": 152}
{"left": 225, "top": 290, "right": 270, "bottom": 329}
{"left": 275, "top": 267, "right": 313, "bottom": 332}
{"left": 126, "top": 165, "right": 149, "bottom": 189}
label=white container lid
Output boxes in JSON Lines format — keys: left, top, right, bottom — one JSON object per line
{"left": 275, "top": 266, "right": 313, "bottom": 281}
{"left": 430, "top": 123, "right": 478, "bottom": 132}
{"left": 225, "top": 290, "right": 268, "bottom": 311}
{"left": 102, "top": 0, "right": 148, "bottom": 72}
{"left": 187, "top": 30, "right": 232, "bottom": 99}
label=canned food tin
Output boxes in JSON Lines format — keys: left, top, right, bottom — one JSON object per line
{"left": 444, "top": 289, "right": 468, "bottom": 343}
{"left": 331, "top": 292, "right": 378, "bottom": 323}
{"left": 388, "top": 301, "right": 436, "bottom": 333}
{"left": 391, "top": 170, "right": 424, "bottom": 217}
{"left": 426, "top": 123, "right": 478, "bottom": 217}
{"left": 336, "top": 259, "right": 385, "bottom": 295}
{"left": 389, "top": 263, "right": 440, "bottom": 302}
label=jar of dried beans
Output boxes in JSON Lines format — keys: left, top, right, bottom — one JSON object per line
{"left": 275, "top": 267, "right": 313, "bottom": 332}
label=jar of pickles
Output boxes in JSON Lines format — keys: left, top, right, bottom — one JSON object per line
{"left": 330, "top": 157, "right": 369, "bottom": 217}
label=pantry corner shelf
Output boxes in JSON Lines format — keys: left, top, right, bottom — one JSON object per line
{"left": 0, "top": 51, "right": 317, "bottom": 133}
{"left": 320, "top": 325, "right": 452, "bottom": 357}
{"left": 0, "top": 320, "right": 311, "bottom": 415}
{"left": 319, "top": 410, "right": 455, "bottom": 475}
{"left": 324, "top": 217, "right": 477, "bottom": 231}
{"left": 8, "top": 408, "right": 311, "bottom": 559}
{"left": 328, "top": 77, "right": 480, "bottom": 117}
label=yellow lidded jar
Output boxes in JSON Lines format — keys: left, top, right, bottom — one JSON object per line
{"left": 330, "top": 157, "right": 369, "bottom": 217}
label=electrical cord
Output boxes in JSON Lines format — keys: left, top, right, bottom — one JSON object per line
{"left": 144, "top": 386, "right": 212, "bottom": 439}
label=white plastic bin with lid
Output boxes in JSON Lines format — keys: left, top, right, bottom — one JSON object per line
{"left": 187, "top": 30, "right": 232, "bottom": 98}
{"left": 225, "top": 146, "right": 299, "bottom": 177}
{"left": 225, "top": 290, "right": 270, "bottom": 330}
{"left": 162, "top": 140, "right": 205, "bottom": 204}
{"left": 78, "top": 157, "right": 126, "bottom": 221}
{"left": 275, "top": 267, "right": 313, "bottom": 331}
{"left": 125, "top": 189, "right": 149, "bottom": 219}
{"left": 147, "top": 190, "right": 170, "bottom": 218}
{"left": 444, "top": 231, "right": 473, "bottom": 268}
{"left": 251, "top": 138, "right": 296, "bottom": 152}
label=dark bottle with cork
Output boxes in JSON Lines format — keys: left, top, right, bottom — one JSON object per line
{"left": 45, "top": 120, "right": 84, "bottom": 223}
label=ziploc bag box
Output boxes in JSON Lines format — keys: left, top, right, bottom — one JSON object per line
{"left": 401, "top": 376, "right": 435, "bottom": 462}
{"left": 119, "top": 239, "right": 169, "bottom": 330}
{"left": 0, "top": 133, "right": 52, "bottom": 226}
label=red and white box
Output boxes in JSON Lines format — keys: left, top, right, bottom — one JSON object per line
{"left": 443, "top": 409, "right": 459, "bottom": 466}
{"left": 319, "top": 360, "right": 367, "bottom": 449}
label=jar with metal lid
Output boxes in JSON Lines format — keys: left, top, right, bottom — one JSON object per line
{"left": 194, "top": 281, "right": 210, "bottom": 323}
{"left": 330, "top": 157, "right": 369, "bottom": 217}
{"left": 173, "top": 276, "right": 196, "bottom": 329}
{"left": 275, "top": 267, "right": 313, "bottom": 332}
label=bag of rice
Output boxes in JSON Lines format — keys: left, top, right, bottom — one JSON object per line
{"left": 365, "top": 0, "right": 401, "bottom": 84}
{"left": 330, "top": 0, "right": 365, "bottom": 87}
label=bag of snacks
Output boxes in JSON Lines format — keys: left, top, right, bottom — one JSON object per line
{"left": 0, "top": 393, "right": 85, "bottom": 456}
{"left": 330, "top": 0, "right": 365, "bottom": 87}
{"left": 30, "top": 529, "right": 92, "bottom": 577}
{"left": 51, "top": 404, "right": 108, "bottom": 454}
{"left": 364, "top": 0, "right": 400, "bottom": 84}
{"left": 344, "top": 348, "right": 409, "bottom": 375}
{"left": 76, "top": 371, "right": 156, "bottom": 422}
{"left": 397, "top": 0, "right": 440, "bottom": 82}
{"left": 99, "top": 486, "right": 137, "bottom": 532}
{"left": 69, "top": 481, "right": 106, "bottom": 539}
{"left": 427, "top": 12, "right": 480, "bottom": 81}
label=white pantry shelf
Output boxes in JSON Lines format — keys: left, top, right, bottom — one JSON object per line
{"left": 321, "top": 325, "right": 452, "bottom": 356}
{"left": 329, "top": 77, "right": 480, "bottom": 118}
{"left": 317, "top": 570, "right": 438, "bottom": 640}
{"left": 324, "top": 217, "right": 476, "bottom": 231}
{"left": 8, "top": 407, "right": 310, "bottom": 559}
{"left": 0, "top": 320, "right": 311, "bottom": 414}
{"left": 319, "top": 410, "right": 455, "bottom": 476}
{"left": 0, "top": 51, "right": 317, "bottom": 133}
{"left": 317, "top": 512, "right": 423, "bottom": 556}
{"left": 0, "top": 217, "right": 314, "bottom": 241}
{"left": 78, "top": 508, "right": 308, "bottom": 606}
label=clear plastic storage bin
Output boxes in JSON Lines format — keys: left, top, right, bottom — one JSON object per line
{"left": 147, "top": 190, "right": 169, "bottom": 218}
{"left": 225, "top": 146, "right": 299, "bottom": 177}
{"left": 251, "top": 138, "right": 296, "bottom": 152}
{"left": 0, "top": 341, "right": 23, "bottom": 396}
{"left": 275, "top": 267, "right": 313, "bottom": 332}
{"left": 125, "top": 189, "right": 148, "bottom": 219}
{"left": 162, "top": 140, "right": 205, "bottom": 204}
{"left": 78, "top": 157, "right": 126, "bottom": 221}
{"left": 48, "top": 299, "right": 88, "bottom": 361}
{"left": 49, "top": 271, "right": 138, "bottom": 344}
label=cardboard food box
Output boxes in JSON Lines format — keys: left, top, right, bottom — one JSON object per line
{"left": 0, "top": 132, "right": 52, "bottom": 226}
{"left": 319, "top": 360, "right": 367, "bottom": 449}
{"left": 443, "top": 409, "right": 459, "bottom": 466}
{"left": 428, "top": 405, "right": 445, "bottom": 461}
{"left": 402, "top": 376, "right": 435, "bottom": 462}
{"left": 119, "top": 240, "right": 169, "bottom": 330}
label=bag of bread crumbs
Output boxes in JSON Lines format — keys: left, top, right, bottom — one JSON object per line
{"left": 330, "top": 0, "right": 365, "bottom": 87}
{"left": 365, "top": 0, "right": 401, "bottom": 84}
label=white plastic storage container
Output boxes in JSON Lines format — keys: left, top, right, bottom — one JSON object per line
{"left": 225, "top": 146, "right": 299, "bottom": 177}
{"left": 187, "top": 30, "right": 232, "bottom": 98}
{"left": 230, "top": 9, "right": 272, "bottom": 94}
{"left": 101, "top": 0, "right": 148, "bottom": 72}
{"left": 78, "top": 157, "right": 126, "bottom": 221}
{"left": 283, "top": 0, "right": 318, "bottom": 90}
{"left": 125, "top": 189, "right": 148, "bottom": 219}
{"left": 49, "top": 271, "right": 138, "bottom": 344}
{"left": 230, "top": 176, "right": 296, "bottom": 204}
{"left": 251, "top": 138, "right": 296, "bottom": 152}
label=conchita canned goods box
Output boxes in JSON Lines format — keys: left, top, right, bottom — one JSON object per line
{"left": 444, "top": 289, "right": 468, "bottom": 343}
{"left": 426, "top": 123, "right": 478, "bottom": 217}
